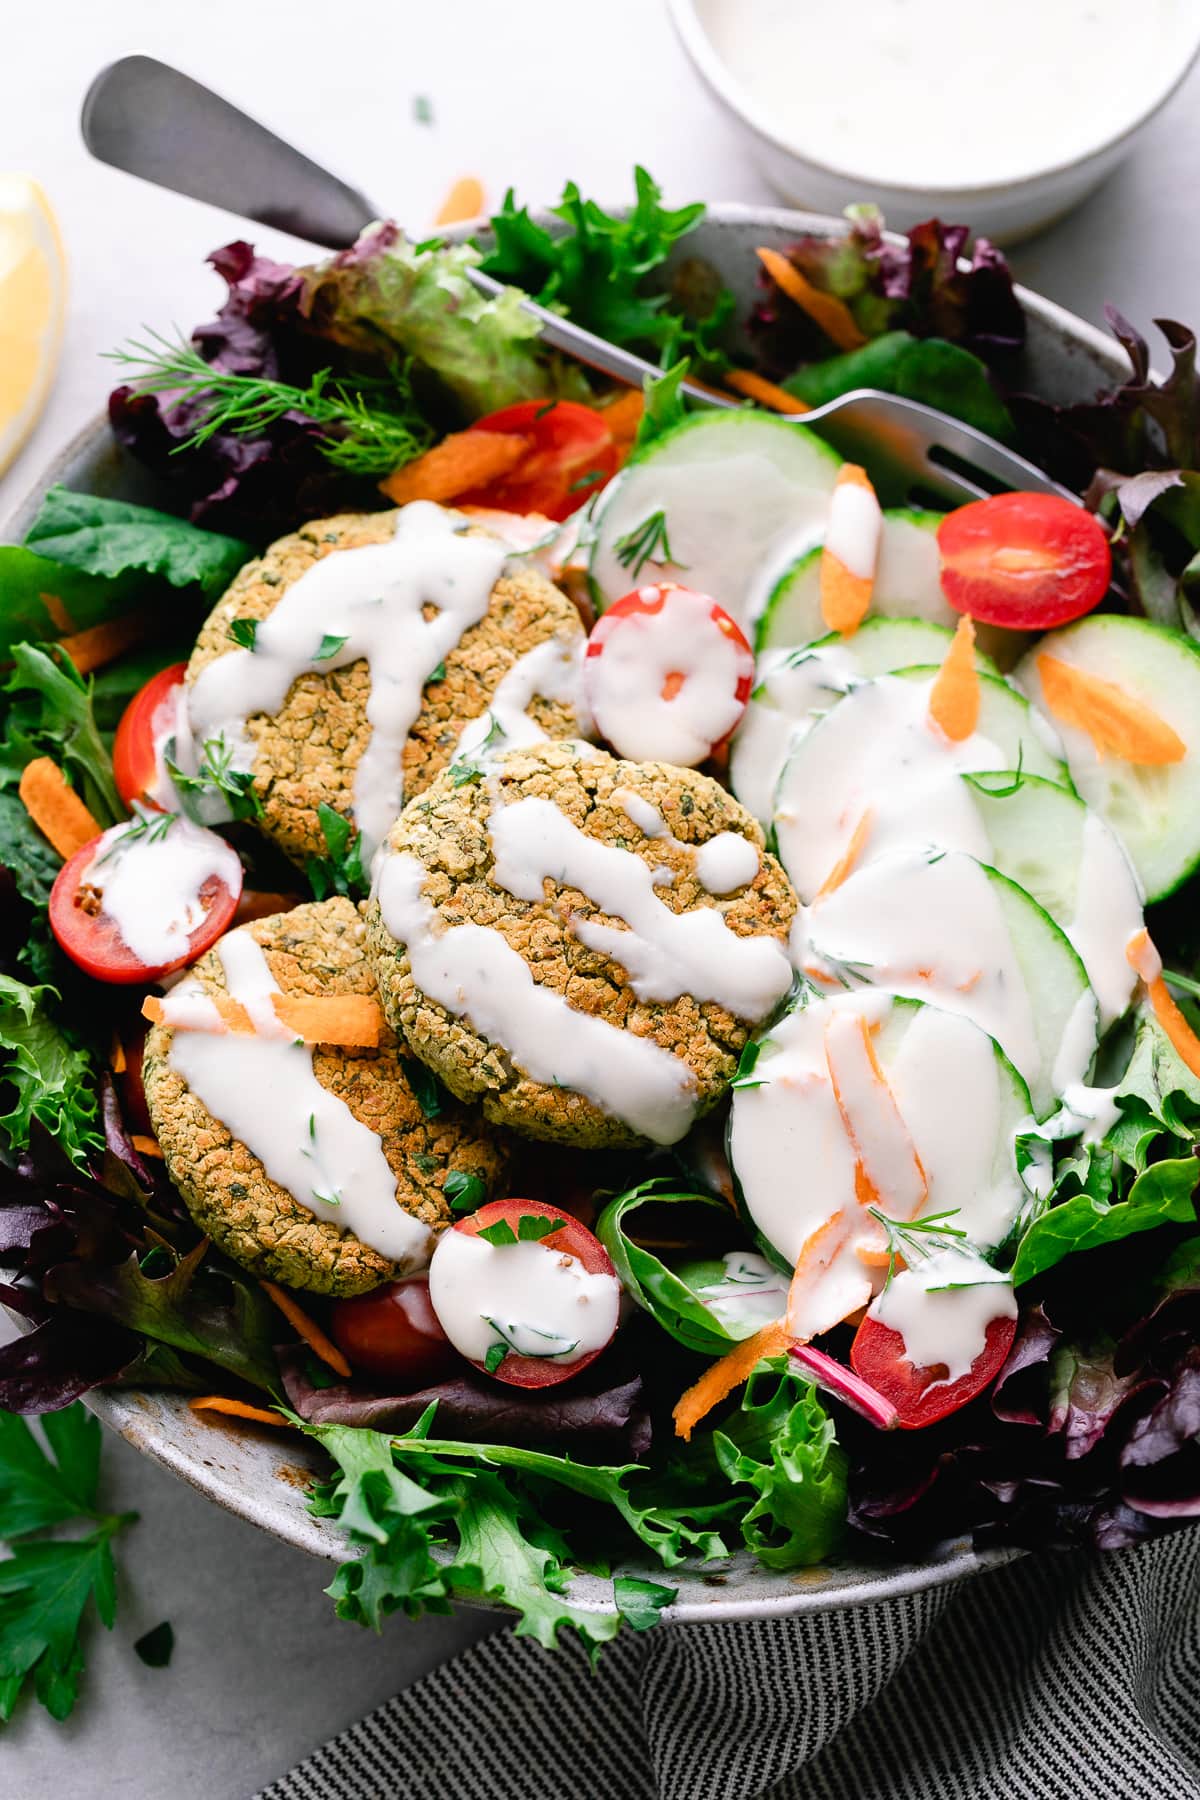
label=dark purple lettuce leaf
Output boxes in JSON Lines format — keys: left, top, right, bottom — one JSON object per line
{"left": 108, "top": 242, "right": 376, "bottom": 543}
{"left": 750, "top": 206, "right": 1024, "bottom": 378}
{"left": 1119, "top": 1348, "right": 1200, "bottom": 1517}
{"left": 279, "top": 1345, "right": 651, "bottom": 1460}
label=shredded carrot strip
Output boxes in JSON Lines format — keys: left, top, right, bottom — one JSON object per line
{"left": 260, "top": 1280, "right": 352, "bottom": 1378}
{"left": 825, "top": 1013, "right": 927, "bottom": 1220}
{"left": 143, "top": 990, "right": 382, "bottom": 1047}
{"left": 1037, "top": 654, "right": 1186, "bottom": 765}
{"left": 756, "top": 247, "right": 867, "bottom": 352}
{"left": 189, "top": 1396, "right": 290, "bottom": 1428}
{"left": 435, "top": 176, "right": 485, "bottom": 226}
{"left": 724, "top": 368, "right": 812, "bottom": 415}
{"left": 820, "top": 464, "right": 879, "bottom": 636}
{"left": 928, "top": 616, "right": 980, "bottom": 742}
{"left": 379, "top": 430, "right": 527, "bottom": 505}
{"left": 815, "top": 809, "right": 873, "bottom": 900}
{"left": 672, "top": 1320, "right": 792, "bottom": 1441}
{"left": 110, "top": 1031, "right": 127, "bottom": 1075}
{"left": 788, "top": 1210, "right": 850, "bottom": 1298}
{"left": 273, "top": 994, "right": 382, "bottom": 1048}
{"left": 130, "top": 1133, "right": 164, "bottom": 1159}
{"left": 1127, "top": 929, "right": 1200, "bottom": 1079}
{"left": 40, "top": 592, "right": 75, "bottom": 633}
{"left": 59, "top": 613, "right": 149, "bottom": 676}
{"left": 18, "top": 757, "right": 102, "bottom": 859}
{"left": 599, "top": 388, "right": 645, "bottom": 448}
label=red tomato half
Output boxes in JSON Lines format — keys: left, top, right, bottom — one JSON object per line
{"left": 460, "top": 401, "right": 619, "bottom": 521}
{"left": 48, "top": 828, "right": 242, "bottom": 985}
{"left": 329, "top": 1276, "right": 461, "bottom": 1388}
{"left": 112, "top": 662, "right": 188, "bottom": 811}
{"left": 433, "top": 1198, "right": 619, "bottom": 1389}
{"left": 850, "top": 1307, "right": 1018, "bottom": 1430}
{"left": 937, "top": 493, "right": 1110, "bottom": 631}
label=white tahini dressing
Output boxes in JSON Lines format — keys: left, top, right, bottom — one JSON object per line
{"left": 870, "top": 1250, "right": 1017, "bottom": 1383}
{"left": 487, "top": 794, "right": 788, "bottom": 1015}
{"left": 729, "top": 991, "right": 1028, "bottom": 1328}
{"left": 185, "top": 503, "right": 509, "bottom": 854}
{"left": 374, "top": 851, "right": 699, "bottom": 1144}
{"left": 700, "top": 0, "right": 1194, "bottom": 188}
{"left": 728, "top": 643, "right": 860, "bottom": 825}
{"left": 695, "top": 1251, "right": 789, "bottom": 1333}
{"left": 1067, "top": 814, "right": 1144, "bottom": 1025}
{"left": 166, "top": 931, "right": 431, "bottom": 1267}
{"left": 428, "top": 1224, "right": 620, "bottom": 1365}
{"left": 825, "top": 479, "right": 882, "bottom": 581}
{"left": 585, "top": 584, "right": 752, "bottom": 766}
{"left": 82, "top": 815, "right": 242, "bottom": 968}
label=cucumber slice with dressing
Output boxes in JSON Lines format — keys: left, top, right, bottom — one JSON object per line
{"left": 773, "top": 665, "right": 1071, "bottom": 903}
{"left": 729, "top": 990, "right": 1031, "bottom": 1280}
{"left": 730, "top": 618, "right": 999, "bottom": 826}
{"left": 758, "top": 509, "right": 947, "bottom": 650}
{"left": 799, "top": 848, "right": 1097, "bottom": 1118}
{"left": 1014, "top": 615, "right": 1200, "bottom": 902}
{"left": 587, "top": 411, "right": 841, "bottom": 631}
{"left": 964, "top": 772, "right": 1142, "bottom": 1026}
{"left": 757, "top": 507, "right": 1023, "bottom": 666}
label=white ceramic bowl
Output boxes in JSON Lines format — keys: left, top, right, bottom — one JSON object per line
{"left": 2, "top": 203, "right": 1129, "bottom": 1622}
{"left": 668, "top": 0, "right": 1200, "bottom": 244}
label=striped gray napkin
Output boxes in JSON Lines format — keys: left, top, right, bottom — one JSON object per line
{"left": 259, "top": 1529, "right": 1200, "bottom": 1800}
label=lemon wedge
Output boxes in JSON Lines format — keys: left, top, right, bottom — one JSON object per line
{"left": 0, "top": 175, "right": 67, "bottom": 477}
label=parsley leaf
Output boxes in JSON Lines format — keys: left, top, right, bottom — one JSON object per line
{"left": 480, "top": 169, "right": 731, "bottom": 373}
{"left": 612, "top": 1575, "right": 677, "bottom": 1631}
{"left": 403, "top": 1058, "right": 450, "bottom": 1120}
{"left": 0, "top": 1404, "right": 136, "bottom": 1722}
{"left": 484, "top": 1343, "right": 508, "bottom": 1375}
{"left": 304, "top": 803, "right": 369, "bottom": 901}
{"left": 227, "top": 617, "right": 258, "bottom": 651}
{"left": 0, "top": 974, "right": 100, "bottom": 1167}
{"left": 314, "top": 632, "right": 348, "bottom": 662}
{"left": 477, "top": 1215, "right": 567, "bottom": 1247}
{"left": 444, "top": 1170, "right": 486, "bottom": 1215}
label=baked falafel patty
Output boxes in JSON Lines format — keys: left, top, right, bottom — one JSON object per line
{"left": 144, "top": 898, "right": 507, "bottom": 1296}
{"left": 365, "top": 741, "right": 799, "bottom": 1150}
{"left": 185, "top": 505, "right": 589, "bottom": 866}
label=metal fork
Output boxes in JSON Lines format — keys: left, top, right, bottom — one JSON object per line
{"left": 81, "top": 55, "right": 1075, "bottom": 510}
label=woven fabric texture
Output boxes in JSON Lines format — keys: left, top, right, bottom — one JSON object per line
{"left": 259, "top": 1529, "right": 1200, "bottom": 1800}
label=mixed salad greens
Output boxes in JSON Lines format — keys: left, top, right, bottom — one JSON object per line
{"left": 3, "top": 170, "right": 1200, "bottom": 1718}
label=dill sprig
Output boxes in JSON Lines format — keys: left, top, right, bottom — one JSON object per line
{"left": 866, "top": 1206, "right": 969, "bottom": 1292}
{"left": 105, "top": 330, "right": 433, "bottom": 478}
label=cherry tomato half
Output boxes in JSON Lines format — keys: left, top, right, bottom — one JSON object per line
{"left": 584, "top": 584, "right": 755, "bottom": 766}
{"left": 112, "top": 662, "right": 188, "bottom": 811}
{"left": 48, "top": 825, "right": 242, "bottom": 985}
{"left": 937, "top": 493, "right": 1110, "bottom": 631}
{"left": 329, "top": 1275, "right": 461, "bottom": 1388}
{"left": 429, "top": 1198, "right": 619, "bottom": 1389}
{"left": 460, "top": 401, "right": 619, "bottom": 522}
{"left": 850, "top": 1307, "right": 1018, "bottom": 1430}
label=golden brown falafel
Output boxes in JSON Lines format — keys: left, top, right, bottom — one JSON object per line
{"left": 143, "top": 898, "right": 507, "bottom": 1296}
{"left": 364, "top": 742, "right": 798, "bottom": 1149}
{"left": 187, "top": 509, "right": 588, "bottom": 865}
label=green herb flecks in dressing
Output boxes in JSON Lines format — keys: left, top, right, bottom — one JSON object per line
{"left": 185, "top": 503, "right": 508, "bottom": 855}
{"left": 452, "top": 631, "right": 590, "bottom": 763}
{"left": 82, "top": 815, "right": 242, "bottom": 967}
{"left": 729, "top": 643, "right": 861, "bottom": 825}
{"left": 695, "top": 1250, "right": 788, "bottom": 1330}
{"left": 428, "top": 1228, "right": 620, "bottom": 1365}
{"left": 870, "top": 1249, "right": 1016, "bottom": 1383}
{"left": 164, "top": 930, "right": 431, "bottom": 1266}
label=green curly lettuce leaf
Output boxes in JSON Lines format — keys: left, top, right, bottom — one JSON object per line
{"left": 712, "top": 1359, "right": 847, "bottom": 1570}
{"left": 0, "top": 974, "right": 100, "bottom": 1168}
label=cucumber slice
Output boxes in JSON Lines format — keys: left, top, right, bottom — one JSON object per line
{"left": 587, "top": 411, "right": 841, "bottom": 631}
{"left": 774, "top": 667, "right": 1071, "bottom": 903}
{"left": 758, "top": 509, "right": 947, "bottom": 651}
{"left": 964, "top": 772, "right": 1142, "bottom": 1027}
{"left": 729, "top": 990, "right": 1031, "bottom": 1277}
{"left": 1014, "top": 615, "right": 1200, "bottom": 902}
{"left": 757, "top": 507, "right": 1023, "bottom": 666}
{"left": 730, "top": 618, "right": 998, "bottom": 826}
{"left": 799, "top": 849, "right": 1097, "bottom": 1117}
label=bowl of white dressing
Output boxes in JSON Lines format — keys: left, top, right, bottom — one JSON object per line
{"left": 669, "top": 0, "right": 1200, "bottom": 242}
